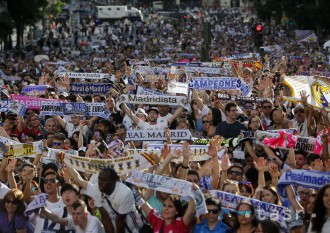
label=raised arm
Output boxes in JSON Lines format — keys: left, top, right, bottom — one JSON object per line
{"left": 40, "top": 207, "right": 68, "bottom": 226}
{"left": 219, "top": 154, "right": 229, "bottom": 190}
{"left": 63, "top": 165, "right": 88, "bottom": 190}
{"left": 285, "top": 185, "right": 304, "bottom": 211}
{"left": 53, "top": 116, "right": 66, "bottom": 129}
{"left": 244, "top": 141, "right": 258, "bottom": 162}
{"left": 168, "top": 106, "right": 183, "bottom": 126}
{"left": 191, "top": 88, "right": 206, "bottom": 111}
{"left": 6, "top": 160, "right": 17, "bottom": 189}
{"left": 120, "top": 103, "right": 141, "bottom": 126}
{"left": 208, "top": 139, "right": 220, "bottom": 189}
{"left": 78, "top": 120, "right": 85, "bottom": 149}
{"left": 286, "top": 148, "right": 296, "bottom": 169}
{"left": 177, "top": 142, "right": 191, "bottom": 181}
{"left": 253, "top": 157, "right": 267, "bottom": 199}
{"left": 183, "top": 196, "right": 196, "bottom": 226}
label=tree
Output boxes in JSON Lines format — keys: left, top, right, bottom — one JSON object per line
{"left": 0, "top": 12, "right": 14, "bottom": 50}
{"left": 46, "top": 0, "right": 65, "bottom": 18}
{"left": 0, "top": 0, "right": 14, "bottom": 50}
{"left": 7, "top": 0, "right": 47, "bottom": 48}
{"left": 256, "top": 0, "right": 330, "bottom": 34}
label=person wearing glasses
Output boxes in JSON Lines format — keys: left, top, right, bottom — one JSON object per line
{"left": 34, "top": 172, "right": 67, "bottom": 232}
{"left": 194, "top": 196, "right": 230, "bottom": 233}
{"left": 260, "top": 100, "right": 273, "bottom": 129}
{"left": 215, "top": 102, "right": 245, "bottom": 138}
{"left": 50, "top": 132, "right": 66, "bottom": 150}
{"left": 232, "top": 201, "right": 258, "bottom": 233}
{"left": 291, "top": 104, "right": 308, "bottom": 137}
{"left": 0, "top": 189, "right": 27, "bottom": 233}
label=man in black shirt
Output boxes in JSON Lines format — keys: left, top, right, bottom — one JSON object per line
{"left": 215, "top": 102, "right": 246, "bottom": 138}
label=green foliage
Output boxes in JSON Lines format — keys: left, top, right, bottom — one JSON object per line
{"left": 46, "top": 0, "right": 65, "bottom": 17}
{"left": 7, "top": 0, "right": 48, "bottom": 26}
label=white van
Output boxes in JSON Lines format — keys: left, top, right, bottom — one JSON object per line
{"left": 96, "top": 6, "right": 143, "bottom": 21}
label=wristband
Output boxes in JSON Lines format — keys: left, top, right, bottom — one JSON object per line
{"left": 181, "top": 165, "right": 189, "bottom": 169}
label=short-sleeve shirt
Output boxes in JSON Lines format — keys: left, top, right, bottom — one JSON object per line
{"left": 194, "top": 219, "right": 230, "bottom": 233}
{"left": 85, "top": 181, "right": 143, "bottom": 233}
{"left": 146, "top": 209, "right": 188, "bottom": 233}
{"left": 0, "top": 209, "right": 27, "bottom": 233}
{"left": 215, "top": 121, "right": 246, "bottom": 138}
{"left": 67, "top": 213, "right": 105, "bottom": 233}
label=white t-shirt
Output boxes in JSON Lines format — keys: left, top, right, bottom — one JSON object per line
{"left": 292, "top": 119, "right": 308, "bottom": 137}
{"left": 34, "top": 197, "right": 73, "bottom": 233}
{"left": 157, "top": 113, "right": 173, "bottom": 125}
{"left": 84, "top": 182, "right": 142, "bottom": 233}
{"left": 65, "top": 122, "right": 88, "bottom": 138}
{"left": 67, "top": 213, "right": 105, "bottom": 233}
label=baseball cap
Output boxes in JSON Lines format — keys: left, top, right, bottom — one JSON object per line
{"left": 135, "top": 108, "right": 147, "bottom": 117}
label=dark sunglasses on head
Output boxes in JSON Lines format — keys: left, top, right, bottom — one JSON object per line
{"left": 207, "top": 209, "right": 219, "bottom": 214}
{"left": 44, "top": 178, "right": 57, "bottom": 184}
{"left": 229, "top": 170, "right": 243, "bottom": 176}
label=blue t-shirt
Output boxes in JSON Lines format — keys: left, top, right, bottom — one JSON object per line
{"left": 0, "top": 210, "right": 27, "bottom": 233}
{"left": 194, "top": 219, "right": 230, "bottom": 233}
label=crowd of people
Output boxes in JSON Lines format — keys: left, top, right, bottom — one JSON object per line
{"left": 0, "top": 3, "right": 329, "bottom": 233}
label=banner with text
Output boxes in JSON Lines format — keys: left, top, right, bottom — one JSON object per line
{"left": 126, "top": 170, "right": 207, "bottom": 217}
{"left": 64, "top": 150, "right": 157, "bottom": 175}
{"left": 125, "top": 130, "right": 191, "bottom": 141}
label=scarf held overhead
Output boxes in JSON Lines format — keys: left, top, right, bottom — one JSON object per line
{"left": 126, "top": 170, "right": 207, "bottom": 217}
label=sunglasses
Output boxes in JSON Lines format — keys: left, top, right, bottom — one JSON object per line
{"left": 52, "top": 142, "right": 62, "bottom": 147}
{"left": 263, "top": 105, "right": 272, "bottom": 109}
{"left": 228, "top": 170, "right": 243, "bottom": 176}
{"left": 237, "top": 210, "right": 252, "bottom": 217}
{"left": 244, "top": 106, "right": 253, "bottom": 109}
{"left": 44, "top": 178, "right": 57, "bottom": 184}
{"left": 5, "top": 200, "right": 18, "bottom": 205}
{"left": 294, "top": 109, "right": 305, "bottom": 114}
{"left": 31, "top": 187, "right": 39, "bottom": 192}
{"left": 202, "top": 121, "right": 210, "bottom": 124}
{"left": 207, "top": 209, "right": 219, "bottom": 214}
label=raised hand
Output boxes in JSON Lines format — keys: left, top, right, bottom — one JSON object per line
{"left": 299, "top": 90, "right": 310, "bottom": 105}
{"left": 161, "top": 143, "right": 171, "bottom": 159}
{"left": 221, "top": 154, "right": 230, "bottom": 171}
{"left": 254, "top": 157, "right": 267, "bottom": 172}
{"left": 267, "top": 162, "right": 281, "bottom": 178}
{"left": 182, "top": 141, "right": 192, "bottom": 160}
